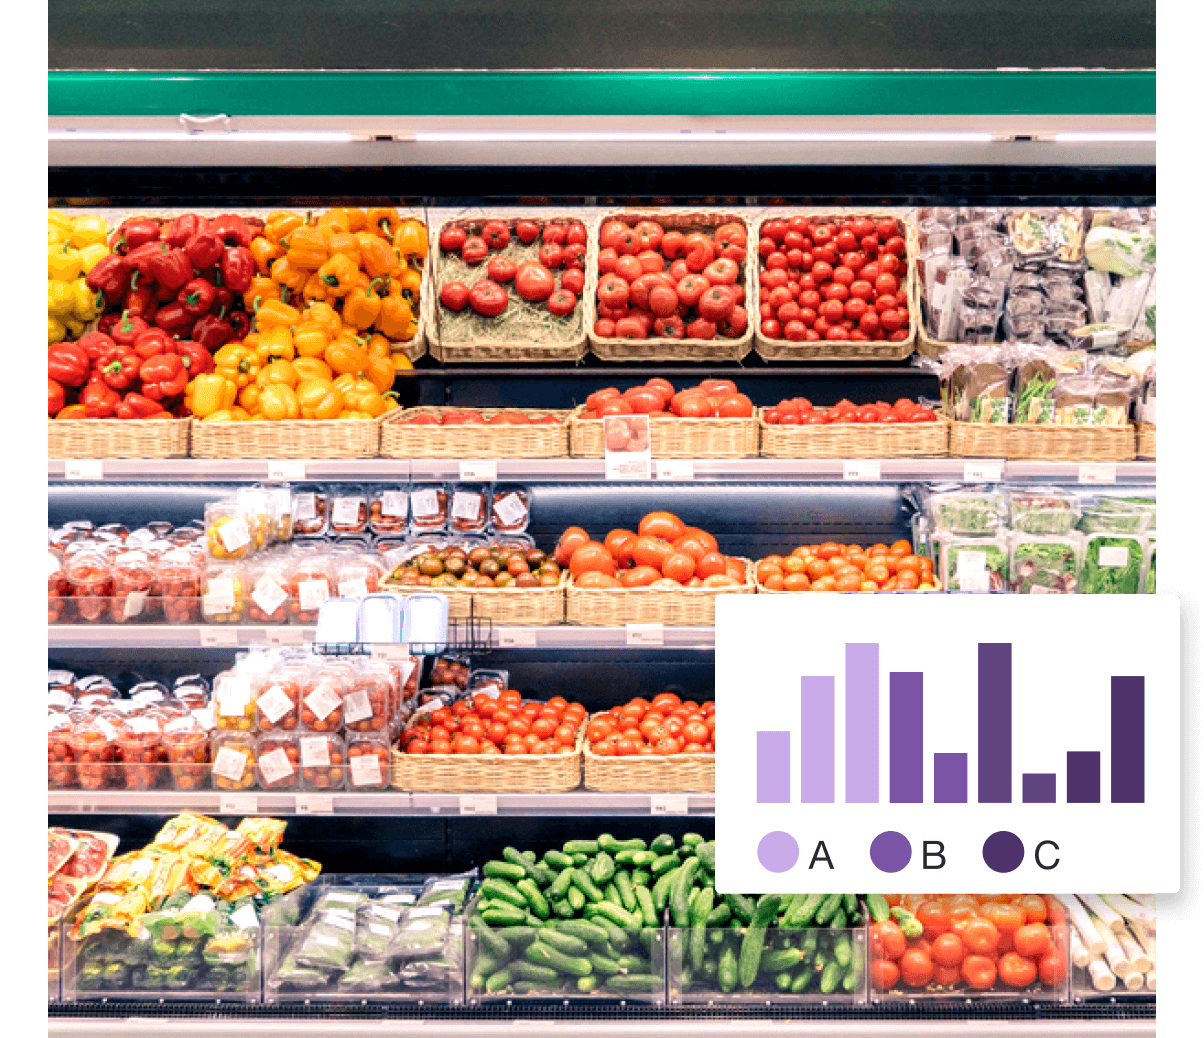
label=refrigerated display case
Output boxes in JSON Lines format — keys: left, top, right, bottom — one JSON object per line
{"left": 49, "top": 2, "right": 1155, "bottom": 1033}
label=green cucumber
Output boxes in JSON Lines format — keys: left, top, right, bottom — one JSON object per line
{"left": 503, "top": 846, "right": 541, "bottom": 881}
{"left": 635, "top": 885, "right": 657, "bottom": 928}
{"left": 690, "top": 886, "right": 714, "bottom": 973}
{"left": 543, "top": 850, "right": 574, "bottom": 871}
{"left": 552, "top": 898, "right": 574, "bottom": 920}
{"left": 571, "top": 853, "right": 589, "bottom": 867}
{"left": 603, "top": 881, "right": 621, "bottom": 907}
{"left": 539, "top": 928, "right": 589, "bottom": 957}
{"left": 557, "top": 919, "right": 609, "bottom": 947}
{"left": 706, "top": 902, "right": 731, "bottom": 927}
{"left": 587, "top": 951, "right": 622, "bottom": 976}
{"left": 776, "top": 971, "right": 794, "bottom": 991}
{"left": 512, "top": 960, "right": 560, "bottom": 984}
{"left": 483, "top": 860, "right": 528, "bottom": 883}
{"left": 842, "top": 893, "right": 857, "bottom": 916}
{"left": 814, "top": 893, "right": 843, "bottom": 927}
{"left": 517, "top": 878, "right": 549, "bottom": 920}
{"left": 604, "top": 974, "right": 660, "bottom": 993}
{"left": 571, "top": 868, "right": 605, "bottom": 904}
{"left": 563, "top": 840, "right": 598, "bottom": 855}
{"left": 761, "top": 948, "right": 803, "bottom": 973}
{"left": 547, "top": 867, "right": 574, "bottom": 900}
{"left": 725, "top": 893, "right": 756, "bottom": 924}
{"left": 650, "top": 834, "right": 676, "bottom": 855}
{"left": 499, "top": 926, "right": 539, "bottom": 951}
{"left": 631, "top": 868, "right": 651, "bottom": 887}
{"left": 485, "top": 967, "right": 514, "bottom": 993}
{"left": 576, "top": 975, "right": 597, "bottom": 993}
{"left": 830, "top": 908, "right": 847, "bottom": 931}
{"left": 566, "top": 886, "right": 586, "bottom": 913}
{"left": 865, "top": 894, "right": 891, "bottom": 923}
{"left": 590, "top": 851, "right": 616, "bottom": 886}
{"left": 480, "top": 877, "right": 528, "bottom": 910}
{"left": 670, "top": 858, "right": 700, "bottom": 927}
{"left": 820, "top": 959, "right": 843, "bottom": 994}
{"left": 695, "top": 841, "right": 716, "bottom": 871}
{"left": 718, "top": 945, "right": 738, "bottom": 992}
{"left": 833, "top": 934, "right": 852, "bottom": 968}
{"left": 651, "top": 853, "right": 680, "bottom": 877}
{"left": 784, "top": 893, "right": 823, "bottom": 927}
{"left": 481, "top": 904, "right": 528, "bottom": 927}
{"left": 524, "top": 941, "right": 593, "bottom": 978}
{"left": 738, "top": 895, "right": 782, "bottom": 988}
{"left": 681, "top": 833, "right": 703, "bottom": 848}
{"left": 589, "top": 900, "right": 639, "bottom": 930}
{"left": 615, "top": 871, "right": 638, "bottom": 913}
{"left": 469, "top": 915, "right": 510, "bottom": 959}
{"left": 598, "top": 834, "right": 647, "bottom": 853}
{"left": 790, "top": 969, "right": 814, "bottom": 994}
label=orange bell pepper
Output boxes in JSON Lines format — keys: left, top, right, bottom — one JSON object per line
{"left": 249, "top": 236, "right": 282, "bottom": 275}
{"left": 367, "top": 207, "right": 400, "bottom": 241}
{"left": 315, "top": 209, "right": 351, "bottom": 235}
{"left": 256, "top": 357, "right": 298, "bottom": 391}
{"left": 392, "top": 267, "right": 423, "bottom": 307}
{"left": 254, "top": 299, "right": 301, "bottom": 332}
{"left": 293, "top": 356, "right": 334, "bottom": 382}
{"left": 243, "top": 276, "right": 277, "bottom": 314}
{"left": 302, "top": 271, "right": 329, "bottom": 304}
{"left": 270, "top": 257, "right": 309, "bottom": 292}
{"left": 325, "top": 338, "right": 369, "bottom": 376}
{"left": 296, "top": 379, "right": 345, "bottom": 420}
{"left": 305, "top": 302, "right": 343, "bottom": 340}
{"left": 355, "top": 233, "right": 399, "bottom": 279}
{"left": 395, "top": 220, "right": 429, "bottom": 263}
{"left": 259, "top": 384, "right": 300, "bottom": 420}
{"left": 317, "top": 253, "right": 358, "bottom": 298}
{"left": 376, "top": 295, "right": 416, "bottom": 340}
{"left": 264, "top": 211, "right": 304, "bottom": 244}
{"left": 293, "top": 321, "right": 330, "bottom": 359}
{"left": 56, "top": 404, "right": 87, "bottom": 419}
{"left": 365, "top": 353, "right": 396, "bottom": 394}
{"left": 366, "top": 333, "right": 391, "bottom": 360}
{"left": 283, "top": 226, "right": 330, "bottom": 269}
{"left": 256, "top": 325, "right": 295, "bottom": 363}
{"left": 327, "top": 232, "right": 362, "bottom": 266}
{"left": 343, "top": 282, "right": 383, "bottom": 331}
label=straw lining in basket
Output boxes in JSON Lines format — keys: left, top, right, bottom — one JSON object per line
{"left": 380, "top": 407, "right": 571, "bottom": 459}
{"left": 582, "top": 713, "right": 713, "bottom": 793}
{"left": 586, "top": 209, "right": 754, "bottom": 362}
{"left": 758, "top": 410, "right": 949, "bottom": 458}
{"left": 48, "top": 418, "right": 190, "bottom": 459}
{"left": 948, "top": 420, "right": 1137, "bottom": 461}
{"left": 566, "top": 559, "right": 755, "bottom": 627}
{"left": 751, "top": 209, "right": 918, "bottom": 362}
{"left": 569, "top": 406, "right": 758, "bottom": 459}
{"left": 188, "top": 415, "right": 385, "bottom": 458}
{"left": 425, "top": 211, "right": 595, "bottom": 364}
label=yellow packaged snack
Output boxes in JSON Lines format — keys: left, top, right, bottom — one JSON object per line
{"left": 235, "top": 816, "right": 287, "bottom": 854}
{"left": 71, "top": 889, "right": 149, "bottom": 940}
{"left": 150, "top": 813, "right": 227, "bottom": 852}
{"left": 145, "top": 851, "right": 192, "bottom": 909}
{"left": 96, "top": 850, "right": 161, "bottom": 895}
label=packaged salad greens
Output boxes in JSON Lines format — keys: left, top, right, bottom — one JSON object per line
{"left": 937, "top": 533, "right": 1008, "bottom": 592}
{"left": 1008, "top": 533, "right": 1082, "bottom": 594}
{"left": 1080, "top": 533, "right": 1145, "bottom": 594}
{"left": 1144, "top": 537, "right": 1156, "bottom": 593}
{"left": 416, "top": 871, "right": 474, "bottom": 911}
{"left": 1007, "top": 487, "right": 1081, "bottom": 535}
{"left": 927, "top": 486, "right": 1007, "bottom": 535}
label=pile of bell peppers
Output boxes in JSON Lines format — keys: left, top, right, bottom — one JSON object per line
{"left": 48, "top": 212, "right": 108, "bottom": 344}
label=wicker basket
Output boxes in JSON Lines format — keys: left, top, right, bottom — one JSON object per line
{"left": 390, "top": 724, "right": 584, "bottom": 793}
{"left": 425, "top": 211, "right": 594, "bottom": 363}
{"left": 758, "top": 410, "right": 949, "bottom": 458}
{"left": 1137, "top": 423, "right": 1156, "bottom": 460}
{"left": 582, "top": 713, "right": 714, "bottom": 793}
{"left": 586, "top": 209, "right": 754, "bottom": 362}
{"left": 48, "top": 418, "right": 190, "bottom": 459}
{"left": 949, "top": 420, "right": 1137, "bottom": 461}
{"left": 566, "top": 560, "right": 754, "bottom": 627}
{"left": 569, "top": 407, "right": 758, "bottom": 459}
{"left": 752, "top": 210, "right": 918, "bottom": 362}
{"left": 188, "top": 416, "right": 385, "bottom": 459}
{"left": 379, "top": 407, "right": 571, "bottom": 459}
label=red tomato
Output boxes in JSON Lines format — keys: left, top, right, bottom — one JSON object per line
{"left": 514, "top": 261, "right": 555, "bottom": 302}
{"left": 1012, "top": 923, "right": 1052, "bottom": 959}
{"left": 546, "top": 289, "right": 577, "bottom": 317}
{"left": 439, "top": 281, "right": 470, "bottom": 311}
{"left": 961, "top": 954, "right": 997, "bottom": 990}
{"left": 931, "top": 932, "right": 965, "bottom": 968}
{"left": 870, "top": 959, "right": 900, "bottom": 991}
{"left": 469, "top": 279, "right": 508, "bottom": 317}
{"left": 462, "top": 235, "right": 488, "bottom": 265}
{"left": 481, "top": 220, "right": 510, "bottom": 249}
{"left": 570, "top": 543, "right": 617, "bottom": 578}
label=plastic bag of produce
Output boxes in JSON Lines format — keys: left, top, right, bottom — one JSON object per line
{"left": 937, "top": 533, "right": 1008, "bottom": 592}
{"left": 355, "top": 894, "right": 415, "bottom": 960}
{"left": 1085, "top": 225, "right": 1156, "bottom": 278}
{"left": 294, "top": 908, "right": 358, "bottom": 971}
{"left": 388, "top": 905, "right": 451, "bottom": 961}
{"left": 1008, "top": 533, "right": 1082, "bottom": 594}
{"left": 926, "top": 486, "right": 1006, "bottom": 535}
{"left": 1006, "top": 487, "right": 1081, "bottom": 534}
{"left": 417, "top": 871, "right": 475, "bottom": 910}
{"left": 337, "top": 956, "right": 400, "bottom": 993}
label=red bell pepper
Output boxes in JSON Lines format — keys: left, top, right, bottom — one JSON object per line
{"left": 154, "top": 282, "right": 178, "bottom": 303}
{"left": 220, "top": 247, "right": 256, "bottom": 292}
{"left": 184, "top": 231, "right": 225, "bottom": 269}
{"left": 132, "top": 328, "right": 175, "bottom": 361}
{"left": 47, "top": 342, "right": 91, "bottom": 387}
{"left": 122, "top": 284, "right": 158, "bottom": 321}
{"left": 213, "top": 286, "right": 234, "bottom": 315}
{"left": 115, "top": 217, "right": 160, "bottom": 254}
{"left": 165, "top": 213, "right": 207, "bottom": 248}
{"left": 175, "top": 339, "right": 215, "bottom": 377}
{"left": 178, "top": 277, "right": 216, "bottom": 318}
{"left": 148, "top": 246, "right": 194, "bottom": 291}
{"left": 244, "top": 216, "right": 266, "bottom": 235}
{"left": 125, "top": 242, "right": 164, "bottom": 286}
{"left": 227, "top": 311, "right": 251, "bottom": 341}
{"left": 48, "top": 378, "right": 65, "bottom": 417}
{"left": 76, "top": 330, "right": 117, "bottom": 365}
{"left": 192, "top": 313, "right": 234, "bottom": 350}
{"left": 139, "top": 353, "right": 189, "bottom": 401}
{"left": 210, "top": 214, "right": 253, "bottom": 248}
{"left": 82, "top": 381, "right": 121, "bottom": 418}
{"left": 116, "top": 392, "right": 167, "bottom": 419}
{"left": 85, "top": 254, "right": 131, "bottom": 304}
{"left": 153, "top": 302, "right": 194, "bottom": 336}
{"left": 112, "top": 311, "right": 150, "bottom": 347}
{"left": 97, "top": 344, "right": 141, "bottom": 391}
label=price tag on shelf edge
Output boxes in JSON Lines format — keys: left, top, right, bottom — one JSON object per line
{"left": 496, "top": 629, "right": 538, "bottom": 649}
{"left": 962, "top": 460, "right": 1004, "bottom": 482}
{"left": 459, "top": 460, "right": 498, "bottom": 482}
{"left": 655, "top": 459, "right": 695, "bottom": 481}
{"left": 296, "top": 794, "right": 335, "bottom": 815}
{"left": 267, "top": 460, "right": 307, "bottom": 481}
{"left": 626, "top": 623, "right": 665, "bottom": 647}
{"left": 200, "top": 627, "right": 241, "bottom": 647}
{"left": 265, "top": 627, "right": 307, "bottom": 646}
{"left": 842, "top": 459, "right": 881, "bottom": 481}
{"left": 1079, "top": 462, "right": 1118, "bottom": 484}
{"left": 459, "top": 795, "right": 498, "bottom": 816}
{"left": 370, "top": 644, "right": 412, "bottom": 662}
{"left": 64, "top": 459, "right": 104, "bottom": 480}
{"left": 650, "top": 794, "right": 691, "bottom": 816}
{"left": 219, "top": 793, "right": 258, "bottom": 815}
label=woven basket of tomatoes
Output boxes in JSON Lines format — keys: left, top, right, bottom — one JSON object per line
{"left": 759, "top": 396, "right": 948, "bottom": 458}
{"left": 753, "top": 211, "right": 918, "bottom": 362}
{"left": 588, "top": 211, "right": 755, "bottom": 362}
{"left": 391, "top": 691, "right": 587, "bottom": 793}
{"left": 380, "top": 407, "right": 572, "bottom": 459}
{"left": 428, "top": 212, "right": 595, "bottom": 363}
{"left": 569, "top": 378, "right": 758, "bottom": 459}
{"left": 754, "top": 541, "right": 941, "bottom": 594}
{"left": 582, "top": 693, "right": 715, "bottom": 793}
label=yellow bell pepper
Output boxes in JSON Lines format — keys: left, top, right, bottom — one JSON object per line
{"left": 393, "top": 267, "right": 423, "bottom": 305}
{"left": 296, "top": 378, "right": 346, "bottom": 420}
{"left": 283, "top": 226, "right": 330, "bottom": 269}
{"left": 202, "top": 409, "right": 242, "bottom": 422}
{"left": 327, "top": 232, "right": 362, "bottom": 266}
{"left": 186, "top": 373, "right": 238, "bottom": 417}
{"left": 365, "top": 333, "right": 391, "bottom": 360}
{"left": 270, "top": 257, "right": 309, "bottom": 292}
{"left": 71, "top": 280, "right": 102, "bottom": 322}
{"left": 392, "top": 351, "right": 415, "bottom": 372}
{"left": 48, "top": 280, "right": 76, "bottom": 318}
{"left": 315, "top": 208, "right": 353, "bottom": 234}
{"left": 48, "top": 316, "right": 67, "bottom": 344}
{"left": 376, "top": 294, "right": 417, "bottom": 340}
{"left": 325, "top": 338, "right": 369, "bottom": 376}
{"left": 293, "top": 356, "right": 334, "bottom": 382}
{"left": 254, "top": 298, "right": 300, "bottom": 332}
{"left": 213, "top": 342, "right": 261, "bottom": 389}
{"left": 365, "top": 354, "right": 396, "bottom": 394}
{"left": 78, "top": 243, "right": 110, "bottom": 275}
{"left": 256, "top": 357, "right": 299, "bottom": 391}
{"left": 249, "top": 236, "right": 282, "bottom": 275}
{"left": 48, "top": 244, "right": 83, "bottom": 282}
{"left": 259, "top": 384, "right": 300, "bottom": 420}
{"left": 302, "top": 271, "right": 329, "bottom": 304}
{"left": 332, "top": 373, "right": 360, "bottom": 395}
{"left": 395, "top": 220, "right": 429, "bottom": 263}
{"left": 48, "top": 211, "right": 74, "bottom": 236}
{"left": 342, "top": 283, "right": 383, "bottom": 331}
{"left": 317, "top": 253, "right": 359, "bottom": 298}
{"left": 238, "top": 383, "right": 261, "bottom": 413}
{"left": 243, "top": 276, "right": 276, "bottom": 314}
{"left": 367, "top": 207, "right": 400, "bottom": 241}
{"left": 265, "top": 211, "right": 304, "bottom": 244}
{"left": 69, "top": 215, "right": 109, "bottom": 248}
{"left": 305, "top": 301, "right": 343, "bottom": 340}
{"left": 293, "top": 321, "right": 330, "bottom": 359}
{"left": 340, "top": 377, "right": 389, "bottom": 417}
{"left": 257, "top": 325, "right": 295, "bottom": 363}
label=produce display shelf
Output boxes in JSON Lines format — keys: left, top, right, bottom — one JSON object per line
{"left": 47, "top": 790, "right": 716, "bottom": 817}
{"left": 47, "top": 458, "right": 1157, "bottom": 485}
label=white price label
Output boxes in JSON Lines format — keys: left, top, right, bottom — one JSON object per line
{"left": 267, "top": 460, "right": 306, "bottom": 480}
{"left": 343, "top": 689, "right": 373, "bottom": 724}
{"left": 229, "top": 903, "right": 259, "bottom": 929}
{"left": 265, "top": 628, "right": 306, "bottom": 646}
{"left": 626, "top": 623, "right": 665, "bottom": 646}
{"left": 298, "top": 579, "right": 331, "bottom": 612}
{"left": 258, "top": 747, "right": 295, "bottom": 785}
{"left": 200, "top": 627, "right": 240, "bottom": 647}
{"left": 293, "top": 493, "right": 317, "bottom": 521}
{"left": 451, "top": 491, "right": 483, "bottom": 521}
{"left": 331, "top": 497, "right": 363, "bottom": 526}
{"left": 213, "top": 747, "right": 251, "bottom": 783}
{"left": 656, "top": 459, "right": 695, "bottom": 481}
{"left": 962, "top": 461, "right": 1004, "bottom": 482}
{"left": 459, "top": 460, "right": 498, "bottom": 481}
{"left": 1079, "top": 463, "right": 1118, "bottom": 484}
{"left": 204, "top": 576, "right": 236, "bottom": 613}
{"left": 304, "top": 685, "right": 342, "bottom": 722}
{"left": 650, "top": 794, "right": 690, "bottom": 816}
{"left": 338, "top": 578, "right": 369, "bottom": 599}
{"left": 218, "top": 792, "right": 258, "bottom": 814}
{"left": 842, "top": 459, "right": 882, "bottom": 481}
{"left": 300, "top": 735, "right": 332, "bottom": 767}
{"left": 217, "top": 517, "right": 251, "bottom": 553}
{"left": 1098, "top": 546, "right": 1132, "bottom": 568}
{"left": 410, "top": 489, "right": 440, "bottom": 518}
{"left": 380, "top": 491, "right": 408, "bottom": 518}
{"left": 122, "top": 590, "right": 148, "bottom": 619}
{"left": 370, "top": 644, "right": 412, "bottom": 662}
{"left": 64, "top": 459, "right": 104, "bottom": 480}
{"left": 251, "top": 575, "right": 288, "bottom": 617}
{"left": 349, "top": 754, "right": 384, "bottom": 787}
{"left": 257, "top": 684, "right": 296, "bottom": 725}
{"left": 459, "top": 794, "right": 498, "bottom": 815}
{"left": 491, "top": 492, "right": 528, "bottom": 528}
{"left": 605, "top": 453, "right": 652, "bottom": 481}
{"left": 496, "top": 628, "right": 538, "bottom": 648}
{"left": 296, "top": 794, "right": 335, "bottom": 815}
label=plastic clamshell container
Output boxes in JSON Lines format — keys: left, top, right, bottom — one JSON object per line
{"left": 1007, "top": 532, "right": 1083, "bottom": 594}
{"left": 667, "top": 926, "right": 866, "bottom": 1004}
{"left": 1006, "top": 487, "right": 1082, "bottom": 535}
{"left": 358, "top": 593, "right": 404, "bottom": 644}
{"left": 464, "top": 894, "right": 666, "bottom": 1004}
{"left": 61, "top": 896, "right": 264, "bottom": 1002}
{"left": 48, "top": 921, "right": 61, "bottom": 1002}
{"left": 401, "top": 593, "right": 450, "bottom": 648}
{"left": 263, "top": 874, "right": 461, "bottom": 1004}
{"left": 314, "top": 597, "right": 361, "bottom": 646}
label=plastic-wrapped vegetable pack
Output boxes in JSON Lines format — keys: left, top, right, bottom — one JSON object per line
{"left": 1008, "top": 533, "right": 1083, "bottom": 594}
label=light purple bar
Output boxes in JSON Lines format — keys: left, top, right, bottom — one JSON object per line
{"left": 756, "top": 731, "right": 790, "bottom": 803}
{"left": 845, "top": 643, "right": 879, "bottom": 803}
{"left": 934, "top": 752, "right": 968, "bottom": 803}
{"left": 800, "top": 676, "right": 835, "bottom": 803}
{"left": 889, "top": 672, "right": 923, "bottom": 803}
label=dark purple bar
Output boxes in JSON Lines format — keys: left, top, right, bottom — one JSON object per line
{"left": 889, "top": 672, "right": 923, "bottom": 803}
{"left": 1067, "top": 751, "right": 1101, "bottom": 803}
{"left": 934, "top": 752, "right": 968, "bottom": 803}
{"left": 1111, "top": 676, "right": 1145, "bottom": 803}
{"left": 756, "top": 731, "right": 790, "bottom": 803}
{"left": 978, "top": 643, "right": 1012, "bottom": 803}
{"left": 1022, "top": 773, "right": 1056, "bottom": 803}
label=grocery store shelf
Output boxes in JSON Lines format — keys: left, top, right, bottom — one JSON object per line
{"left": 44, "top": 458, "right": 1158, "bottom": 484}
{"left": 47, "top": 625, "right": 314, "bottom": 649}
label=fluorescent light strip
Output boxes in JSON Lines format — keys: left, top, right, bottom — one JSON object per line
{"left": 1053, "top": 131, "right": 1156, "bottom": 143}
{"left": 414, "top": 130, "right": 994, "bottom": 143}
{"left": 48, "top": 131, "right": 354, "bottom": 142}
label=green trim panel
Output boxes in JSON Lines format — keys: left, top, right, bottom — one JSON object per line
{"left": 49, "top": 70, "right": 1155, "bottom": 118}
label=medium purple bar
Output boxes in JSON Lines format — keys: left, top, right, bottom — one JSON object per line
{"left": 934, "top": 752, "right": 968, "bottom": 803}
{"left": 1111, "top": 676, "right": 1145, "bottom": 803}
{"left": 800, "top": 677, "right": 835, "bottom": 803}
{"left": 978, "top": 643, "right": 1012, "bottom": 803}
{"left": 845, "top": 643, "right": 879, "bottom": 803}
{"left": 1067, "top": 751, "right": 1101, "bottom": 803}
{"left": 756, "top": 731, "right": 790, "bottom": 803}
{"left": 1022, "top": 773, "right": 1056, "bottom": 803}
{"left": 889, "top": 672, "right": 923, "bottom": 803}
